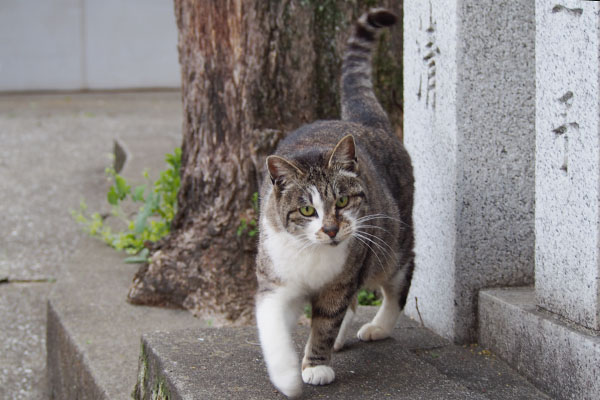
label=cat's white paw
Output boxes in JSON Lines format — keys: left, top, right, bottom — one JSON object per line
{"left": 357, "top": 322, "right": 390, "bottom": 341}
{"left": 270, "top": 368, "right": 302, "bottom": 398}
{"left": 302, "top": 365, "right": 335, "bottom": 386}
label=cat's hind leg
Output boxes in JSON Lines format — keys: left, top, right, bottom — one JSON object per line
{"left": 357, "top": 260, "right": 413, "bottom": 342}
{"left": 256, "top": 289, "right": 304, "bottom": 398}
{"left": 357, "top": 284, "right": 400, "bottom": 341}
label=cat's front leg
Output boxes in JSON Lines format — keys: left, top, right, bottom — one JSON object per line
{"left": 256, "top": 288, "right": 304, "bottom": 398}
{"left": 301, "top": 297, "right": 349, "bottom": 386}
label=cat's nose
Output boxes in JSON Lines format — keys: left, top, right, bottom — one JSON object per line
{"left": 322, "top": 225, "right": 339, "bottom": 238}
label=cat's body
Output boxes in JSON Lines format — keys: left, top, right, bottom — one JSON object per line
{"left": 255, "top": 9, "right": 414, "bottom": 398}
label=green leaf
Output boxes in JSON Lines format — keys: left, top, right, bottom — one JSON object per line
{"left": 107, "top": 186, "right": 119, "bottom": 205}
{"left": 251, "top": 192, "right": 259, "bottom": 213}
{"left": 134, "top": 192, "right": 158, "bottom": 234}
{"left": 358, "top": 289, "right": 382, "bottom": 306}
{"left": 124, "top": 248, "right": 150, "bottom": 264}
{"left": 114, "top": 175, "right": 130, "bottom": 199}
{"left": 132, "top": 185, "right": 146, "bottom": 202}
{"left": 73, "top": 147, "right": 182, "bottom": 260}
{"left": 304, "top": 304, "right": 312, "bottom": 319}
{"left": 237, "top": 219, "right": 247, "bottom": 237}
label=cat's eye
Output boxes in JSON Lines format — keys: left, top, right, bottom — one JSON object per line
{"left": 299, "top": 205, "right": 316, "bottom": 217}
{"left": 336, "top": 196, "right": 349, "bottom": 208}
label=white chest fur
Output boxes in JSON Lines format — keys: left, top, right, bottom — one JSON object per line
{"left": 263, "top": 221, "right": 349, "bottom": 292}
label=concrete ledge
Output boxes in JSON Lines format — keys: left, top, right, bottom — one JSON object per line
{"left": 479, "top": 287, "right": 600, "bottom": 400}
{"left": 47, "top": 245, "right": 550, "bottom": 400}
{"left": 136, "top": 309, "right": 550, "bottom": 400}
{"left": 46, "top": 235, "right": 201, "bottom": 400}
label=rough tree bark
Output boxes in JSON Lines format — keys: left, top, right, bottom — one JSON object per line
{"left": 127, "top": 0, "right": 403, "bottom": 325}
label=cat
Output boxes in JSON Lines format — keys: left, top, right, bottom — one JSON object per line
{"left": 255, "top": 8, "right": 414, "bottom": 398}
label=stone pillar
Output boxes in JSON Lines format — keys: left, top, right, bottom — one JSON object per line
{"left": 536, "top": 0, "right": 600, "bottom": 330}
{"left": 403, "top": 0, "right": 535, "bottom": 342}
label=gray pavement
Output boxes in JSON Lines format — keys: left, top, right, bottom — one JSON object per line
{"left": 0, "top": 92, "right": 182, "bottom": 399}
{"left": 138, "top": 309, "right": 550, "bottom": 400}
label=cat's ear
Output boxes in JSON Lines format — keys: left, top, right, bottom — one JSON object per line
{"left": 266, "top": 155, "right": 304, "bottom": 187}
{"left": 328, "top": 134, "right": 358, "bottom": 173}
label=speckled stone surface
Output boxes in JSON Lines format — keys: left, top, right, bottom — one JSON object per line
{"left": 137, "top": 308, "right": 550, "bottom": 400}
{"left": 535, "top": 0, "right": 600, "bottom": 331}
{"left": 0, "top": 283, "right": 50, "bottom": 400}
{"left": 0, "top": 92, "right": 182, "bottom": 399}
{"left": 0, "top": 92, "right": 182, "bottom": 281}
{"left": 403, "top": 0, "right": 535, "bottom": 342}
{"left": 47, "top": 236, "right": 201, "bottom": 400}
{"left": 480, "top": 287, "right": 600, "bottom": 400}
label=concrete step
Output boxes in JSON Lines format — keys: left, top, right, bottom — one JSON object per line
{"left": 0, "top": 91, "right": 183, "bottom": 399}
{"left": 47, "top": 239, "right": 552, "bottom": 400}
{"left": 44, "top": 91, "right": 190, "bottom": 399}
{"left": 0, "top": 282, "right": 51, "bottom": 400}
{"left": 135, "top": 308, "right": 551, "bottom": 400}
{"left": 45, "top": 125, "right": 194, "bottom": 399}
{"left": 46, "top": 236, "right": 203, "bottom": 400}
{"left": 479, "top": 287, "right": 600, "bottom": 400}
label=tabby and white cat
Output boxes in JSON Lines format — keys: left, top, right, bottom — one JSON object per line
{"left": 255, "top": 8, "right": 414, "bottom": 398}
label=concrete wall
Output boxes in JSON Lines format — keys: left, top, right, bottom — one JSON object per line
{"left": 0, "top": 0, "right": 180, "bottom": 91}
{"left": 535, "top": 0, "right": 600, "bottom": 331}
{"left": 479, "top": 3, "right": 600, "bottom": 398}
{"left": 403, "top": 0, "right": 460, "bottom": 340}
{"left": 404, "top": 0, "right": 535, "bottom": 342}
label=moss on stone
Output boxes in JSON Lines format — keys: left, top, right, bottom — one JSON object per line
{"left": 151, "top": 376, "right": 171, "bottom": 400}
{"left": 132, "top": 341, "right": 171, "bottom": 400}
{"left": 132, "top": 341, "right": 149, "bottom": 400}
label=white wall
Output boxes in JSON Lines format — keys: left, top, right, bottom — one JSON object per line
{"left": 404, "top": 0, "right": 535, "bottom": 342}
{"left": 0, "top": 0, "right": 180, "bottom": 91}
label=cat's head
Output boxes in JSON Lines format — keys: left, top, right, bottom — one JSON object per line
{"left": 266, "top": 135, "right": 365, "bottom": 247}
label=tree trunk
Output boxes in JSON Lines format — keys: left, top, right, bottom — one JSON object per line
{"left": 127, "top": 0, "right": 403, "bottom": 325}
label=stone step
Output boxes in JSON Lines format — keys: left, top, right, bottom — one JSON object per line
{"left": 135, "top": 308, "right": 551, "bottom": 400}
{"left": 479, "top": 287, "right": 600, "bottom": 400}
{"left": 47, "top": 238, "right": 552, "bottom": 400}
{"left": 46, "top": 236, "right": 202, "bottom": 400}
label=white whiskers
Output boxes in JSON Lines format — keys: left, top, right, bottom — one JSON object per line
{"left": 350, "top": 213, "right": 401, "bottom": 276}
{"left": 353, "top": 234, "right": 388, "bottom": 275}
{"left": 355, "top": 213, "right": 407, "bottom": 228}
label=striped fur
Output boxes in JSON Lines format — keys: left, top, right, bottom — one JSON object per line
{"left": 255, "top": 9, "right": 414, "bottom": 398}
{"left": 341, "top": 8, "right": 397, "bottom": 130}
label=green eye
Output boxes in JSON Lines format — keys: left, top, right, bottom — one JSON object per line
{"left": 299, "top": 205, "right": 316, "bottom": 217}
{"left": 336, "top": 196, "right": 349, "bottom": 208}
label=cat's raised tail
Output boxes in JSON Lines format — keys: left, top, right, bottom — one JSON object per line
{"left": 341, "top": 8, "right": 397, "bottom": 131}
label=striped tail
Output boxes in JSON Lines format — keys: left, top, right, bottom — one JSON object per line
{"left": 341, "top": 8, "right": 397, "bottom": 130}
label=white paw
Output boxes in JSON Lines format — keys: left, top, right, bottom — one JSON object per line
{"left": 357, "top": 322, "right": 390, "bottom": 342}
{"left": 270, "top": 367, "right": 302, "bottom": 398}
{"left": 302, "top": 365, "right": 335, "bottom": 386}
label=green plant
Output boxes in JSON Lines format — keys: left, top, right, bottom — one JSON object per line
{"left": 303, "top": 289, "right": 380, "bottom": 320}
{"left": 357, "top": 289, "right": 382, "bottom": 306}
{"left": 72, "top": 148, "right": 181, "bottom": 262}
{"left": 304, "top": 304, "right": 312, "bottom": 319}
{"left": 237, "top": 192, "right": 259, "bottom": 237}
